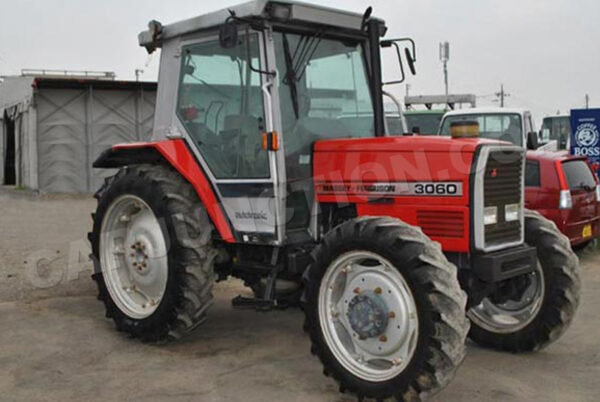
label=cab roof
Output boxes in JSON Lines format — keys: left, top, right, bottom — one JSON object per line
{"left": 443, "top": 107, "right": 529, "bottom": 117}
{"left": 139, "top": 0, "right": 384, "bottom": 52}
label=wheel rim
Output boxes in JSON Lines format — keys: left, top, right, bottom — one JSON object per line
{"left": 468, "top": 262, "right": 545, "bottom": 333}
{"left": 100, "top": 195, "right": 168, "bottom": 319}
{"left": 318, "top": 251, "right": 419, "bottom": 382}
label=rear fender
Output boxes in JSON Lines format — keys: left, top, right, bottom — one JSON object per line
{"left": 94, "top": 139, "right": 235, "bottom": 243}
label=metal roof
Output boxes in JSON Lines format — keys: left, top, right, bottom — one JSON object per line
{"left": 139, "top": 0, "right": 384, "bottom": 52}
{"left": 31, "top": 77, "right": 157, "bottom": 91}
{"left": 0, "top": 75, "right": 157, "bottom": 117}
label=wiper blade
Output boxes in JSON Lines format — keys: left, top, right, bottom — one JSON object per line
{"left": 282, "top": 33, "right": 299, "bottom": 119}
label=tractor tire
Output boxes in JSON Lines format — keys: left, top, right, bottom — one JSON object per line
{"left": 89, "top": 164, "right": 217, "bottom": 342}
{"left": 467, "top": 209, "right": 580, "bottom": 352}
{"left": 302, "top": 217, "right": 469, "bottom": 401}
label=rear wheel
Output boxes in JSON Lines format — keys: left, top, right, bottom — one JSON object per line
{"left": 89, "top": 164, "right": 217, "bottom": 342}
{"left": 467, "top": 209, "right": 580, "bottom": 351}
{"left": 303, "top": 217, "right": 469, "bottom": 401}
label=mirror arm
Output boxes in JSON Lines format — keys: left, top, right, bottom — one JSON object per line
{"left": 384, "top": 37, "right": 417, "bottom": 62}
{"left": 382, "top": 42, "right": 405, "bottom": 85}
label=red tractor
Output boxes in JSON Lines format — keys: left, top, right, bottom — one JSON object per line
{"left": 89, "top": 2, "right": 580, "bottom": 400}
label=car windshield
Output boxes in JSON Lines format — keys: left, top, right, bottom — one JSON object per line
{"left": 541, "top": 116, "right": 571, "bottom": 150}
{"left": 440, "top": 113, "right": 523, "bottom": 146}
{"left": 405, "top": 112, "right": 444, "bottom": 135}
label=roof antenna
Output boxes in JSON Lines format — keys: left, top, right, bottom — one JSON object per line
{"left": 361, "top": 6, "right": 372, "bottom": 30}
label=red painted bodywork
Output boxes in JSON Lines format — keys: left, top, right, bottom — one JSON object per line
{"left": 525, "top": 151, "right": 600, "bottom": 245}
{"left": 314, "top": 136, "right": 502, "bottom": 252}
{"left": 112, "top": 139, "right": 235, "bottom": 243}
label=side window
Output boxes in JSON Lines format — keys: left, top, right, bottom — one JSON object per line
{"left": 176, "top": 35, "right": 269, "bottom": 179}
{"left": 525, "top": 160, "right": 540, "bottom": 187}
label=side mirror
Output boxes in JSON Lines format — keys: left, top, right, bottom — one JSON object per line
{"left": 527, "top": 131, "right": 539, "bottom": 150}
{"left": 219, "top": 18, "right": 238, "bottom": 48}
{"left": 381, "top": 38, "right": 417, "bottom": 86}
{"left": 405, "top": 48, "right": 416, "bottom": 75}
{"left": 411, "top": 126, "right": 421, "bottom": 134}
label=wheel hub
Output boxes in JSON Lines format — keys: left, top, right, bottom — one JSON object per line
{"left": 100, "top": 195, "right": 168, "bottom": 319}
{"left": 347, "top": 291, "right": 389, "bottom": 339}
{"left": 129, "top": 240, "right": 150, "bottom": 273}
{"left": 318, "top": 251, "right": 419, "bottom": 382}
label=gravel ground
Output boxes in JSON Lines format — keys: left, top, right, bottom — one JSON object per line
{"left": 0, "top": 190, "right": 598, "bottom": 401}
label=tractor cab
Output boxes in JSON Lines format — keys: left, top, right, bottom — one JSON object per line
{"left": 138, "top": 1, "right": 411, "bottom": 246}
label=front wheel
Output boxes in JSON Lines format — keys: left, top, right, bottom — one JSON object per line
{"left": 467, "top": 209, "right": 580, "bottom": 352}
{"left": 303, "top": 217, "right": 469, "bottom": 401}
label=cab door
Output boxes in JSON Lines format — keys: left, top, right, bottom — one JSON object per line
{"left": 173, "top": 28, "right": 285, "bottom": 244}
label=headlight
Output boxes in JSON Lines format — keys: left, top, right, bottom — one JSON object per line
{"left": 484, "top": 206, "right": 498, "bottom": 225}
{"left": 559, "top": 189, "right": 572, "bottom": 209}
{"left": 505, "top": 203, "right": 520, "bottom": 222}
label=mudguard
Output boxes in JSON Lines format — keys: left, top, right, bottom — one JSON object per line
{"left": 94, "top": 139, "right": 235, "bottom": 243}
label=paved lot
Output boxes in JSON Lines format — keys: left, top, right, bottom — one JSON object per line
{"left": 0, "top": 191, "right": 598, "bottom": 401}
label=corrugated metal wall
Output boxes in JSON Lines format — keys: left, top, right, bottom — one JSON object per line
{"left": 36, "top": 86, "right": 156, "bottom": 193}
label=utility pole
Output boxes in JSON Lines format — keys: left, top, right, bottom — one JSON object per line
{"left": 135, "top": 69, "right": 144, "bottom": 82}
{"left": 585, "top": 94, "right": 590, "bottom": 109}
{"left": 405, "top": 83, "right": 411, "bottom": 97}
{"left": 495, "top": 84, "right": 510, "bottom": 107}
{"left": 439, "top": 42, "right": 450, "bottom": 108}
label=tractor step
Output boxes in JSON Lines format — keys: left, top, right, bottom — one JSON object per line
{"left": 231, "top": 295, "right": 278, "bottom": 311}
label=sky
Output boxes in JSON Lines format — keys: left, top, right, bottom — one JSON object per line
{"left": 0, "top": 0, "right": 598, "bottom": 124}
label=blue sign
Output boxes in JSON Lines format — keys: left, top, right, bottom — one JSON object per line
{"left": 570, "top": 109, "right": 600, "bottom": 170}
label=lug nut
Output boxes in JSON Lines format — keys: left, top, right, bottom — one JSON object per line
{"left": 389, "top": 311, "right": 396, "bottom": 319}
{"left": 353, "top": 287, "right": 361, "bottom": 294}
{"left": 374, "top": 287, "right": 382, "bottom": 294}
{"left": 392, "top": 358, "right": 402, "bottom": 366}
{"left": 132, "top": 262, "right": 137, "bottom": 266}
{"left": 379, "top": 335, "right": 387, "bottom": 342}
{"left": 142, "top": 262, "right": 147, "bottom": 268}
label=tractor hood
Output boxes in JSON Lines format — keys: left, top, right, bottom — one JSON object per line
{"left": 313, "top": 135, "right": 523, "bottom": 253}
{"left": 314, "top": 135, "right": 503, "bottom": 153}
{"left": 312, "top": 135, "right": 517, "bottom": 206}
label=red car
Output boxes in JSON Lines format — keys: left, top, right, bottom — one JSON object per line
{"left": 525, "top": 151, "right": 600, "bottom": 246}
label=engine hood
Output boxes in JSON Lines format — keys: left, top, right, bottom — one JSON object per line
{"left": 314, "top": 135, "right": 507, "bottom": 153}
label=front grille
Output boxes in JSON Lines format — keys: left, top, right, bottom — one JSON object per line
{"left": 417, "top": 210, "right": 465, "bottom": 239}
{"left": 483, "top": 150, "right": 524, "bottom": 248}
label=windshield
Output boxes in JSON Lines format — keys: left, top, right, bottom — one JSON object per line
{"left": 542, "top": 116, "right": 571, "bottom": 150}
{"left": 273, "top": 32, "right": 373, "bottom": 163}
{"left": 405, "top": 112, "right": 444, "bottom": 135}
{"left": 440, "top": 113, "right": 523, "bottom": 146}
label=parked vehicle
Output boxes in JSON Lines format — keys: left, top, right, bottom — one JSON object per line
{"left": 526, "top": 151, "right": 600, "bottom": 247}
{"left": 439, "top": 107, "right": 543, "bottom": 149}
{"left": 540, "top": 115, "right": 571, "bottom": 150}
{"left": 404, "top": 109, "right": 445, "bottom": 134}
{"left": 88, "top": 2, "right": 580, "bottom": 400}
